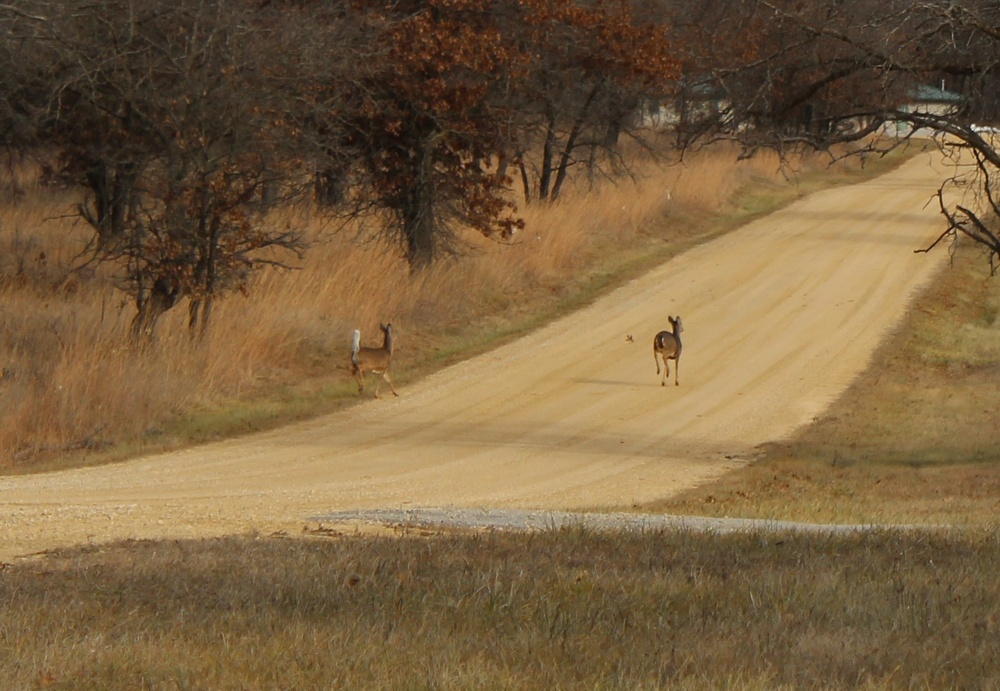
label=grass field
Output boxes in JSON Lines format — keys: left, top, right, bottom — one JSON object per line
{"left": 2, "top": 528, "right": 999, "bottom": 689}
{"left": 3, "top": 141, "right": 1000, "bottom": 687}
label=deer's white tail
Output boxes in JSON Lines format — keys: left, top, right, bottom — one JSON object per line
{"left": 351, "top": 329, "right": 361, "bottom": 367}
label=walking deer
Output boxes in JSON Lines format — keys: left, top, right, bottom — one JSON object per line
{"left": 351, "top": 323, "right": 399, "bottom": 398}
{"left": 653, "top": 316, "right": 683, "bottom": 386}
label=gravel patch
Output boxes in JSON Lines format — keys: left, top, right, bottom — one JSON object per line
{"left": 311, "top": 508, "right": 935, "bottom": 535}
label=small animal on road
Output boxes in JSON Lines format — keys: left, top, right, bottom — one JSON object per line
{"left": 653, "top": 316, "right": 683, "bottom": 386}
{"left": 351, "top": 323, "right": 399, "bottom": 398}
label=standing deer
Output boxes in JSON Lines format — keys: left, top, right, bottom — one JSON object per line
{"left": 351, "top": 323, "right": 399, "bottom": 398}
{"left": 653, "top": 315, "right": 683, "bottom": 386}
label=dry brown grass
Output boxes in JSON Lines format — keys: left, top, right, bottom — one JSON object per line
{"left": 0, "top": 143, "right": 880, "bottom": 469}
{"left": 1, "top": 528, "right": 998, "bottom": 689}
{"left": 650, "top": 243, "right": 1000, "bottom": 526}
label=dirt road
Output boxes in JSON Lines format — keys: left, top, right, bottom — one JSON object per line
{"left": 0, "top": 152, "right": 953, "bottom": 560}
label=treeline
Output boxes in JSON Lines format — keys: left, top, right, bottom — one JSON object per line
{"left": 2, "top": 0, "right": 999, "bottom": 338}
{"left": 0, "top": 0, "right": 681, "bottom": 337}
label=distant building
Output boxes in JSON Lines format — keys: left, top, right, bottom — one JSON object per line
{"left": 891, "top": 83, "right": 964, "bottom": 138}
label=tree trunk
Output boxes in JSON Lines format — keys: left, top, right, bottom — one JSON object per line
{"left": 187, "top": 297, "right": 213, "bottom": 339}
{"left": 402, "top": 183, "right": 436, "bottom": 269}
{"left": 518, "top": 158, "right": 531, "bottom": 204}
{"left": 551, "top": 85, "right": 599, "bottom": 202}
{"left": 538, "top": 110, "right": 557, "bottom": 201}
{"left": 401, "top": 133, "right": 443, "bottom": 269}
{"left": 130, "top": 274, "right": 183, "bottom": 343}
{"left": 187, "top": 213, "right": 221, "bottom": 337}
{"left": 82, "top": 159, "right": 138, "bottom": 249}
{"left": 314, "top": 167, "right": 346, "bottom": 207}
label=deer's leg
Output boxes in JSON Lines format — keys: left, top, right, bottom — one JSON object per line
{"left": 353, "top": 366, "right": 366, "bottom": 393}
{"left": 382, "top": 371, "right": 399, "bottom": 397}
{"left": 674, "top": 357, "right": 680, "bottom": 386}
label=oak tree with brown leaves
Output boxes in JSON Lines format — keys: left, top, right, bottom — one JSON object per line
{"left": 331, "top": 0, "right": 527, "bottom": 268}
{"left": 328, "top": 0, "right": 679, "bottom": 267}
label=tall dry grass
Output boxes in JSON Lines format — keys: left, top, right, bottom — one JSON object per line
{"left": 2, "top": 528, "right": 998, "bottom": 689}
{"left": 0, "top": 143, "right": 874, "bottom": 466}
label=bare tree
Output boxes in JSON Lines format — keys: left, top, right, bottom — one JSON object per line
{"left": 0, "top": 0, "right": 313, "bottom": 338}
{"left": 658, "top": 0, "right": 1000, "bottom": 268}
{"left": 507, "top": 1, "right": 679, "bottom": 203}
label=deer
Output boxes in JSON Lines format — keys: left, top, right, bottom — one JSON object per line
{"left": 351, "top": 323, "right": 399, "bottom": 399}
{"left": 653, "top": 315, "right": 683, "bottom": 386}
